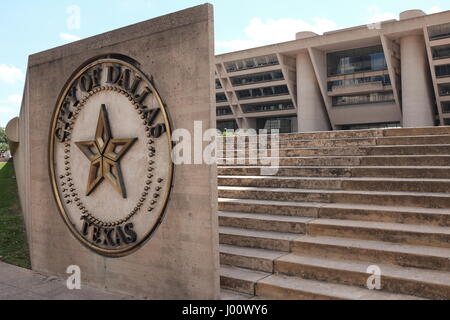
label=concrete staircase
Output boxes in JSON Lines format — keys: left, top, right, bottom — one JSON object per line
{"left": 217, "top": 127, "right": 450, "bottom": 300}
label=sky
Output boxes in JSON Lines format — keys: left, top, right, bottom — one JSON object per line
{"left": 0, "top": 0, "right": 449, "bottom": 127}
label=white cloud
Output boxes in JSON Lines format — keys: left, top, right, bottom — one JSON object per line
{"left": 366, "top": 5, "right": 444, "bottom": 25}
{"left": 216, "top": 17, "right": 341, "bottom": 54}
{"left": 427, "top": 6, "right": 443, "bottom": 14}
{"left": 59, "top": 32, "right": 81, "bottom": 42}
{"left": 0, "top": 65, "right": 24, "bottom": 85}
{"left": 0, "top": 107, "right": 13, "bottom": 114}
{"left": 216, "top": 39, "right": 262, "bottom": 54}
{"left": 367, "top": 12, "right": 397, "bottom": 24}
{"left": 212, "top": 5, "right": 447, "bottom": 54}
{"left": 0, "top": 94, "right": 22, "bottom": 114}
{"left": 366, "top": 5, "right": 397, "bottom": 24}
{"left": 7, "top": 94, "right": 22, "bottom": 106}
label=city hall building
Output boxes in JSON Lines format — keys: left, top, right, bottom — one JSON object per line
{"left": 215, "top": 9, "right": 450, "bottom": 133}
{"left": 6, "top": 4, "right": 450, "bottom": 301}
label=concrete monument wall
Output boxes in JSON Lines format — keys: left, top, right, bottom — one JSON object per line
{"left": 9, "top": 4, "right": 219, "bottom": 299}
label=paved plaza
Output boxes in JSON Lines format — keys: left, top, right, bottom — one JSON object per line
{"left": 0, "top": 261, "right": 134, "bottom": 300}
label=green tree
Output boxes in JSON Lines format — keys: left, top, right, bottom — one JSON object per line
{"left": 0, "top": 127, "right": 9, "bottom": 152}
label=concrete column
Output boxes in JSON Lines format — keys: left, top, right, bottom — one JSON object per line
{"left": 240, "top": 118, "right": 257, "bottom": 132}
{"left": 5, "top": 117, "right": 19, "bottom": 155}
{"left": 400, "top": 34, "right": 435, "bottom": 127}
{"left": 296, "top": 52, "right": 330, "bottom": 132}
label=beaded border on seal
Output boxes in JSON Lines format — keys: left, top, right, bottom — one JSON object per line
{"left": 57, "top": 85, "right": 161, "bottom": 228}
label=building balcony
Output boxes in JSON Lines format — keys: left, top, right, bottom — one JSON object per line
{"left": 240, "top": 109, "right": 297, "bottom": 119}
{"left": 433, "top": 57, "right": 450, "bottom": 66}
{"left": 431, "top": 43, "right": 450, "bottom": 60}
{"left": 440, "top": 95, "right": 450, "bottom": 103}
{"left": 428, "top": 22, "right": 450, "bottom": 41}
{"left": 236, "top": 85, "right": 290, "bottom": 101}
{"left": 235, "top": 94, "right": 292, "bottom": 105}
{"left": 232, "top": 79, "right": 287, "bottom": 91}
{"left": 331, "top": 101, "right": 400, "bottom": 126}
{"left": 230, "top": 70, "right": 284, "bottom": 87}
{"left": 224, "top": 54, "right": 279, "bottom": 74}
{"left": 442, "top": 101, "right": 450, "bottom": 113}
{"left": 241, "top": 100, "right": 295, "bottom": 114}
{"left": 216, "top": 114, "right": 236, "bottom": 120}
{"left": 332, "top": 91, "right": 395, "bottom": 107}
{"left": 216, "top": 101, "right": 231, "bottom": 108}
{"left": 437, "top": 76, "right": 450, "bottom": 84}
{"left": 223, "top": 64, "right": 282, "bottom": 77}
{"left": 328, "top": 82, "right": 393, "bottom": 97}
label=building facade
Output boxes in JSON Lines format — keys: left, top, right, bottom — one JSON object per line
{"left": 215, "top": 9, "right": 450, "bottom": 133}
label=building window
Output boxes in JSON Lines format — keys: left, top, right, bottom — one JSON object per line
{"left": 442, "top": 102, "right": 450, "bottom": 113}
{"left": 216, "top": 93, "right": 227, "bottom": 103}
{"left": 217, "top": 120, "right": 238, "bottom": 133}
{"left": 216, "top": 106, "right": 233, "bottom": 116}
{"left": 236, "top": 85, "right": 289, "bottom": 100}
{"left": 339, "top": 122, "right": 401, "bottom": 130}
{"left": 444, "top": 118, "right": 450, "bottom": 125}
{"left": 215, "top": 79, "right": 223, "bottom": 89}
{"left": 435, "top": 64, "right": 450, "bottom": 78}
{"left": 224, "top": 54, "right": 279, "bottom": 73}
{"left": 327, "top": 75, "right": 391, "bottom": 91}
{"left": 230, "top": 70, "right": 284, "bottom": 86}
{"left": 438, "top": 83, "right": 450, "bottom": 96}
{"left": 429, "top": 23, "right": 450, "bottom": 41}
{"left": 432, "top": 44, "right": 450, "bottom": 60}
{"left": 241, "top": 100, "right": 294, "bottom": 114}
{"left": 256, "top": 116, "right": 297, "bottom": 134}
{"left": 327, "top": 45, "right": 387, "bottom": 76}
{"left": 332, "top": 91, "right": 395, "bottom": 106}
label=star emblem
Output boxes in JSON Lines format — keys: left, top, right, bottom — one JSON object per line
{"left": 75, "top": 104, "right": 137, "bottom": 199}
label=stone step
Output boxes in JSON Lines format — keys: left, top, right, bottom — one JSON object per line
{"left": 308, "top": 219, "right": 450, "bottom": 248}
{"left": 382, "top": 126, "right": 450, "bottom": 137}
{"left": 218, "top": 145, "right": 450, "bottom": 158}
{"left": 219, "top": 176, "right": 344, "bottom": 190}
{"left": 360, "top": 155, "right": 450, "bottom": 166}
{"left": 377, "top": 135, "right": 450, "bottom": 146}
{"left": 218, "top": 212, "right": 450, "bottom": 248}
{"left": 291, "top": 236, "right": 450, "bottom": 271}
{"left": 218, "top": 155, "right": 450, "bottom": 167}
{"left": 218, "top": 186, "right": 450, "bottom": 209}
{"left": 219, "top": 226, "right": 300, "bottom": 252}
{"left": 255, "top": 274, "right": 423, "bottom": 300}
{"left": 218, "top": 198, "right": 322, "bottom": 218}
{"left": 263, "top": 137, "right": 379, "bottom": 148}
{"left": 318, "top": 203, "right": 450, "bottom": 227}
{"left": 218, "top": 211, "right": 312, "bottom": 234}
{"left": 220, "top": 265, "right": 270, "bottom": 295}
{"left": 275, "top": 254, "right": 450, "bottom": 300}
{"left": 234, "top": 135, "right": 450, "bottom": 149}
{"left": 218, "top": 166, "right": 353, "bottom": 177}
{"left": 217, "top": 166, "right": 450, "bottom": 179}
{"left": 220, "top": 244, "right": 286, "bottom": 273}
{"left": 219, "top": 156, "right": 361, "bottom": 167}
{"left": 218, "top": 128, "right": 384, "bottom": 143}
{"left": 218, "top": 199, "right": 450, "bottom": 227}
{"left": 218, "top": 176, "right": 450, "bottom": 194}
{"left": 218, "top": 126, "right": 450, "bottom": 143}
{"left": 220, "top": 289, "right": 253, "bottom": 300}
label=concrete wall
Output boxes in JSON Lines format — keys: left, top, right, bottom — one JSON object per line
{"left": 14, "top": 4, "right": 219, "bottom": 299}
{"left": 7, "top": 81, "right": 32, "bottom": 251}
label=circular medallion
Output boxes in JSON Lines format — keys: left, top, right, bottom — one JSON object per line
{"left": 49, "top": 56, "right": 173, "bottom": 257}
